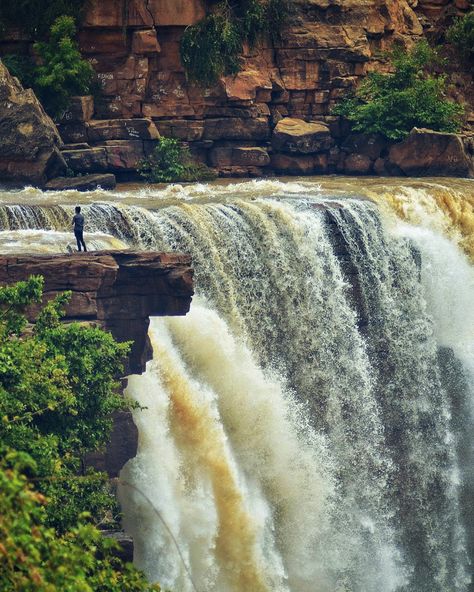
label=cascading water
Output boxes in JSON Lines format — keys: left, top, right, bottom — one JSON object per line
{"left": 0, "top": 178, "right": 473, "bottom": 591}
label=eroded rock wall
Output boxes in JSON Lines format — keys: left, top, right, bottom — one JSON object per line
{"left": 0, "top": 0, "right": 472, "bottom": 178}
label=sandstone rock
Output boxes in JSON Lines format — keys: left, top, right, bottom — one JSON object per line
{"left": 341, "top": 133, "right": 388, "bottom": 160}
{"left": 45, "top": 174, "right": 116, "bottom": 191}
{"left": 57, "top": 96, "right": 95, "bottom": 124}
{"left": 101, "top": 140, "right": 145, "bottom": 172}
{"left": 57, "top": 123, "right": 89, "bottom": 144}
{"left": 272, "top": 118, "right": 333, "bottom": 153}
{"left": 232, "top": 147, "right": 271, "bottom": 167}
{"left": 0, "top": 251, "right": 193, "bottom": 375}
{"left": 63, "top": 148, "right": 109, "bottom": 173}
{"left": 132, "top": 29, "right": 161, "bottom": 55}
{"left": 0, "top": 60, "right": 66, "bottom": 186}
{"left": 203, "top": 118, "right": 270, "bottom": 141}
{"left": 388, "top": 128, "right": 474, "bottom": 177}
{"left": 87, "top": 119, "right": 160, "bottom": 142}
{"left": 270, "top": 153, "right": 328, "bottom": 174}
{"left": 343, "top": 153, "right": 373, "bottom": 175}
{"left": 154, "top": 119, "right": 205, "bottom": 142}
{"left": 148, "top": 0, "right": 205, "bottom": 25}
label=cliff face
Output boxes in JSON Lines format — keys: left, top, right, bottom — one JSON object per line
{"left": 0, "top": 250, "right": 193, "bottom": 477}
{"left": 0, "top": 250, "right": 193, "bottom": 374}
{"left": 0, "top": 0, "right": 472, "bottom": 178}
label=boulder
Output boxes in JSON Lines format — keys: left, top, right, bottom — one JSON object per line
{"left": 45, "top": 174, "right": 117, "bottom": 191}
{"left": 270, "top": 153, "right": 328, "bottom": 175}
{"left": 388, "top": 128, "right": 474, "bottom": 177}
{"left": 272, "top": 118, "right": 333, "bottom": 154}
{"left": 232, "top": 147, "right": 271, "bottom": 167}
{"left": 63, "top": 148, "right": 109, "bottom": 173}
{"left": 132, "top": 29, "right": 161, "bottom": 54}
{"left": 341, "top": 133, "right": 388, "bottom": 160}
{"left": 343, "top": 153, "right": 373, "bottom": 175}
{"left": 0, "top": 60, "right": 66, "bottom": 186}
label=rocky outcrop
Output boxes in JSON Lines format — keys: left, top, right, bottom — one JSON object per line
{"left": 0, "top": 251, "right": 193, "bottom": 374}
{"left": 0, "top": 60, "right": 66, "bottom": 186}
{"left": 387, "top": 128, "right": 474, "bottom": 177}
{"left": 45, "top": 173, "right": 117, "bottom": 191}
{"left": 0, "top": 1, "right": 472, "bottom": 179}
{"left": 0, "top": 250, "right": 193, "bottom": 479}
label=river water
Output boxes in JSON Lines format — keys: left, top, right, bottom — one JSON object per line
{"left": 0, "top": 176, "right": 473, "bottom": 592}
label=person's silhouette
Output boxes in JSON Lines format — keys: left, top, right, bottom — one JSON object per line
{"left": 72, "top": 206, "right": 87, "bottom": 252}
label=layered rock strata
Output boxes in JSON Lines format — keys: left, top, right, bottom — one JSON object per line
{"left": 0, "top": 250, "right": 193, "bottom": 477}
{"left": 0, "top": 250, "right": 194, "bottom": 374}
{"left": 0, "top": 0, "right": 473, "bottom": 179}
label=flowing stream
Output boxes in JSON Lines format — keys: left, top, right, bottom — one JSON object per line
{"left": 0, "top": 177, "right": 473, "bottom": 592}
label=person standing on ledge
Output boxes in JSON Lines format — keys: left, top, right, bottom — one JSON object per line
{"left": 73, "top": 206, "right": 87, "bottom": 252}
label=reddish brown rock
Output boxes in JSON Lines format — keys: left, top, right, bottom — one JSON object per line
{"left": 272, "top": 118, "right": 333, "bottom": 154}
{"left": 343, "top": 153, "right": 373, "bottom": 175}
{"left": 57, "top": 96, "right": 95, "bottom": 124}
{"left": 132, "top": 30, "right": 161, "bottom": 55}
{"left": 149, "top": 0, "right": 205, "bottom": 25}
{"left": 388, "top": 128, "right": 474, "bottom": 177}
{"left": 87, "top": 119, "right": 160, "bottom": 142}
{"left": 0, "top": 251, "right": 193, "bottom": 375}
{"left": 0, "top": 60, "right": 66, "bottom": 186}
{"left": 271, "top": 153, "right": 328, "bottom": 175}
{"left": 63, "top": 147, "right": 109, "bottom": 173}
{"left": 203, "top": 117, "right": 270, "bottom": 141}
{"left": 232, "top": 147, "right": 271, "bottom": 167}
{"left": 45, "top": 173, "right": 117, "bottom": 191}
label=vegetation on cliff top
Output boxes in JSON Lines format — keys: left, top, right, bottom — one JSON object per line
{"left": 180, "top": 0, "right": 289, "bottom": 86}
{"left": 0, "top": 276, "right": 160, "bottom": 590}
{"left": 334, "top": 41, "right": 464, "bottom": 141}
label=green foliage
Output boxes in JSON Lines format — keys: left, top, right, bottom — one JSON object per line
{"left": 0, "top": 453, "right": 161, "bottom": 591}
{"left": 1, "top": 54, "right": 36, "bottom": 89}
{"left": 139, "top": 137, "right": 217, "bottom": 183}
{"left": 0, "top": 276, "right": 134, "bottom": 533}
{"left": 33, "top": 15, "right": 94, "bottom": 118}
{"left": 0, "top": 0, "right": 84, "bottom": 40}
{"left": 180, "top": 0, "right": 289, "bottom": 86}
{"left": 447, "top": 11, "right": 474, "bottom": 60}
{"left": 333, "top": 41, "right": 464, "bottom": 140}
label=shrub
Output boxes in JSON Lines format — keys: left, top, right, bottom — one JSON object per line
{"left": 1, "top": 54, "right": 36, "bottom": 88}
{"left": 0, "top": 0, "right": 84, "bottom": 40}
{"left": 0, "top": 276, "right": 134, "bottom": 533}
{"left": 447, "top": 11, "right": 474, "bottom": 60}
{"left": 0, "top": 454, "right": 161, "bottom": 591}
{"left": 333, "top": 41, "right": 464, "bottom": 141}
{"left": 33, "top": 15, "right": 94, "bottom": 118}
{"left": 139, "top": 137, "right": 217, "bottom": 183}
{"left": 180, "top": 0, "right": 289, "bottom": 86}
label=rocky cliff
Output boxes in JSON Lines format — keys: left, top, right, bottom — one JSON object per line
{"left": 0, "top": 250, "right": 193, "bottom": 374}
{"left": 0, "top": 0, "right": 473, "bottom": 179}
{"left": 0, "top": 250, "right": 193, "bottom": 477}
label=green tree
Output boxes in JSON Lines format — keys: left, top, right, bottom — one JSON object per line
{"left": 0, "top": 277, "right": 162, "bottom": 589}
{"left": 0, "top": 0, "right": 84, "bottom": 40}
{"left": 0, "top": 276, "right": 132, "bottom": 533}
{"left": 139, "top": 137, "right": 216, "bottom": 183}
{"left": 447, "top": 11, "right": 474, "bottom": 61}
{"left": 33, "top": 15, "right": 94, "bottom": 118}
{"left": 180, "top": 0, "right": 289, "bottom": 86}
{"left": 333, "top": 41, "right": 464, "bottom": 140}
{"left": 0, "top": 453, "right": 161, "bottom": 591}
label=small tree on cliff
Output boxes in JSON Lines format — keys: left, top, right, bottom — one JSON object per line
{"left": 34, "top": 15, "right": 94, "bottom": 118}
{"left": 334, "top": 41, "right": 464, "bottom": 141}
{"left": 0, "top": 277, "right": 161, "bottom": 590}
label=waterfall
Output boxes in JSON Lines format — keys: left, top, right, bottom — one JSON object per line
{"left": 0, "top": 179, "right": 472, "bottom": 591}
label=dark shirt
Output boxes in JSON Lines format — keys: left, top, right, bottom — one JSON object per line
{"left": 73, "top": 213, "right": 85, "bottom": 232}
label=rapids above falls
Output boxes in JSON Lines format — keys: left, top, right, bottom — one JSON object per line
{"left": 0, "top": 177, "right": 473, "bottom": 592}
